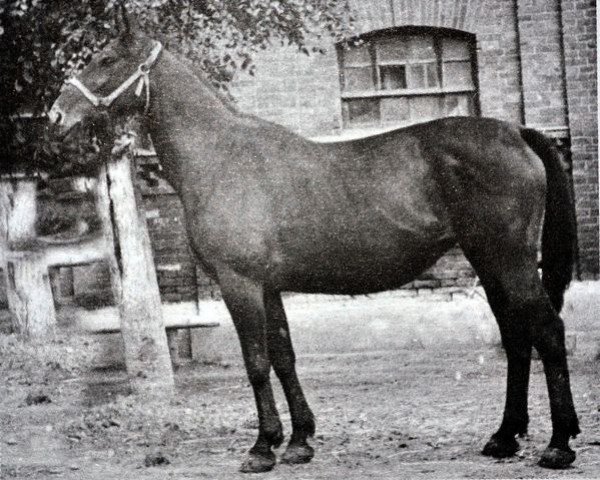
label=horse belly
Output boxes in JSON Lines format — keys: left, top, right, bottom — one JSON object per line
{"left": 274, "top": 213, "right": 455, "bottom": 295}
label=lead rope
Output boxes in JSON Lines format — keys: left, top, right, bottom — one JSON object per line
{"left": 134, "top": 72, "right": 151, "bottom": 114}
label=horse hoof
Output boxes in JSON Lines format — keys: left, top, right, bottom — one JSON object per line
{"left": 239, "top": 452, "right": 276, "bottom": 473}
{"left": 482, "top": 436, "right": 519, "bottom": 458}
{"left": 538, "top": 447, "right": 576, "bottom": 469}
{"left": 281, "top": 443, "right": 315, "bottom": 464}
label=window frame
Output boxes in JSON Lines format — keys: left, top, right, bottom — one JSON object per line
{"left": 337, "top": 26, "right": 480, "bottom": 129}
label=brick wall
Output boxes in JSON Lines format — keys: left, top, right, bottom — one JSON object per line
{"left": 232, "top": 43, "right": 343, "bottom": 137}
{"left": 562, "top": 0, "right": 598, "bottom": 277}
{"left": 143, "top": 193, "right": 199, "bottom": 303}
{"left": 517, "top": 0, "right": 569, "bottom": 127}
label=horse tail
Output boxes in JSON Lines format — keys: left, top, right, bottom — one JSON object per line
{"left": 520, "top": 127, "right": 577, "bottom": 312}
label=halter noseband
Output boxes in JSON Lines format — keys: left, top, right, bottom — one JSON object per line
{"left": 66, "top": 41, "right": 163, "bottom": 114}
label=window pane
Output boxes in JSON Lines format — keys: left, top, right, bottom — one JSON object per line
{"left": 381, "top": 97, "right": 410, "bottom": 125}
{"left": 343, "top": 99, "right": 380, "bottom": 126}
{"left": 408, "top": 63, "right": 438, "bottom": 88}
{"left": 442, "top": 61, "right": 473, "bottom": 88}
{"left": 377, "top": 37, "right": 409, "bottom": 63}
{"left": 408, "top": 64, "right": 425, "bottom": 88}
{"left": 442, "top": 38, "right": 470, "bottom": 60}
{"left": 443, "top": 94, "right": 473, "bottom": 116}
{"left": 409, "top": 36, "right": 436, "bottom": 61}
{"left": 409, "top": 96, "right": 441, "bottom": 122}
{"left": 343, "top": 43, "right": 371, "bottom": 66}
{"left": 426, "top": 63, "right": 439, "bottom": 87}
{"left": 380, "top": 65, "right": 407, "bottom": 90}
{"left": 343, "top": 67, "right": 375, "bottom": 92}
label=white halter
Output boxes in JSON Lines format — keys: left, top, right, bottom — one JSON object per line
{"left": 66, "top": 41, "right": 162, "bottom": 114}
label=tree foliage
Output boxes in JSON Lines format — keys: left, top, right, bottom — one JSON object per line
{"left": 0, "top": 0, "right": 354, "bottom": 174}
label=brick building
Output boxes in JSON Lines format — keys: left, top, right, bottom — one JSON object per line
{"left": 35, "top": 0, "right": 598, "bottom": 307}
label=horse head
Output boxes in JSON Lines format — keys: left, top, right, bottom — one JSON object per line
{"left": 48, "top": 20, "right": 161, "bottom": 141}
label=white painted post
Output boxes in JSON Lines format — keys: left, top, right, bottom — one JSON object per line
{"left": 95, "top": 136, "right": 174, "bottom": 398}
{"left": 0, "top": 175, "right": 56, "bottom": 336}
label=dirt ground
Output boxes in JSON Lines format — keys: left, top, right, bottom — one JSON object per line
{"left": 1, "top": 283, "right": 599, "bottom": 479}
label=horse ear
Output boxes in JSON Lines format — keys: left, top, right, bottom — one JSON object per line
{"left": 115, "top": 2, "right": 139, "bottom": 43}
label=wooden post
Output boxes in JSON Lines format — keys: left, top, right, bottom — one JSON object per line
{"left": 4, "top": 250, "right": 56, "bottom": 336}
{"left": 95, "top": 136, "right": 174, "bottom": 399}
{"left": 0, "top": 175, "right": 56, "bottom": 336}
{"left": 167, "top": 330, "right": 180, "bottom": 369}
{"left": 0, "top": 176, "right": 37, "bottom": 246}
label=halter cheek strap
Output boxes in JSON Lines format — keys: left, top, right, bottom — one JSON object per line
{"left": 66, "top": 41, "right": 162, "bottom": 114}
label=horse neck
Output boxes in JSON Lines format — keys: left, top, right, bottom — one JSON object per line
{"left": 145, "top": 49, "right": 237, "bottom": 194}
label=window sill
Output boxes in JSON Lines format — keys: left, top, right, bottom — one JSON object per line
{"left": 341, "top": 86, "right": 475, "bottom": 99}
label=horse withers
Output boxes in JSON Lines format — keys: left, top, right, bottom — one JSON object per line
{"left": 48, "top": 23, "right": 580, "bottom": 473}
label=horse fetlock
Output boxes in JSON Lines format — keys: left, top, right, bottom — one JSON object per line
{"left": 262, "top": 420, "right": 284, "bottom": 449}
{"left": 289, "top": 421, "right": 316, "bottom": 448}
{"left": 297, "top": 411, "right": 316, "bottom": 438}
{"left": 550, "top": 411, "right": 580, "bottom": 443}
{"left": 562, "top": 415, "right": 581, "bottom": 439}
{"left": 501, "top": 414, "right": 529, "bottom": 437}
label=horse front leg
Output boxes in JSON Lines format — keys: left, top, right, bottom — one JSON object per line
{"left": 219, "top": 269, "right": 284, "bottom": 473}
{"left": 264, "top": 289, "right": 316, "bottom": 464}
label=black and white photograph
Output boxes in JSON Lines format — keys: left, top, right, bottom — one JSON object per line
{"left": 0, "top": 0, "right": 598, "bottom": 478}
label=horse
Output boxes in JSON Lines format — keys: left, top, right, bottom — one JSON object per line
{"left": 48, "top": 24, "right": 580, "bottom": 473}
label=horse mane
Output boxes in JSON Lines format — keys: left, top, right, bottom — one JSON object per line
{"left": 190, "top": 66, "right": 241, "bottom": 115}
{"left": 175, "top": 53, "right": 252, "bottom": 119}
{"left": 166, "top": 45, "right": 307, "bottom": 136}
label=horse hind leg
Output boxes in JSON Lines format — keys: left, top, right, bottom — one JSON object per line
{"left": 218, "top": 269, "right": 284, "bottom": 473}
{"left": 470, "top": 255, "right": 579, "bottom": 469}
{"left": 264, "top": 289, "right": 316, "bottom": 464}
{"left": 479, "top": 270, "right": 533, "bottom": 458}
{"left": 529, "top": 295, "right": 580, "bottom": 468}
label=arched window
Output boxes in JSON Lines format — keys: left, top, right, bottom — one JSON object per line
{"left": 337, "top": 27, "right": 479, "bottom": 130}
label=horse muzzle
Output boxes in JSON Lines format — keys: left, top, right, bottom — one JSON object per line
{"left": 47, "top": 102, "right": 78, "bottom": 140}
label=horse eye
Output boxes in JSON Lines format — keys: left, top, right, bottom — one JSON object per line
{"left": 99, "top": 56, "right": 117, "bottom": 67}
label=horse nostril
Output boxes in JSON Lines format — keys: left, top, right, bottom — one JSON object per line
{"left": 49, "top": 106, "right": 64, "bottom": 125}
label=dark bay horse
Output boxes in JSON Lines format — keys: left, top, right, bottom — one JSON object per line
{"left": 49, "top": 27, "right": 580, "bottom": 473}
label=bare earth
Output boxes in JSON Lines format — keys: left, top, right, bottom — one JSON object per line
{"left": 1, "top": 282, "right": 599, "bottom": 480}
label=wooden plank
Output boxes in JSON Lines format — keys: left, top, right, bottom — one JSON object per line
{"left": 87, "top": 319, "right": 220, "bottom": 334}
{"left": 42, "top": 235, "right": 108, "bottom": 267}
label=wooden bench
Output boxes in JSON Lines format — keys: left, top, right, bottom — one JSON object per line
{"left": 83, "top": 315, "right": 220, "bottom": 367}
